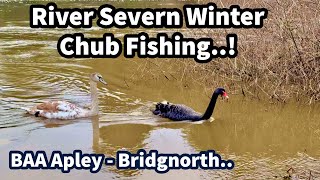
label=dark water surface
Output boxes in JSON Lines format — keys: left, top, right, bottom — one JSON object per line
{"left": 1, "top": 1, "right": 320, "bottom": 179}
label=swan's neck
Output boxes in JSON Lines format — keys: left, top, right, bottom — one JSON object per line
{"left": 90, "top": 80, "right": 99, "bottom": 115}
{"left": 201, "top": 92, "right": 219, "bottom": 120}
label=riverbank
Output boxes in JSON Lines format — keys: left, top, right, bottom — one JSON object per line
{"left": 129, "top": 0, "right": 319, "bottom": 104}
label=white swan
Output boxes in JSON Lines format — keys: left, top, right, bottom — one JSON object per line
{"left": 23, "top": 73, "right": 107, "bottom": 119}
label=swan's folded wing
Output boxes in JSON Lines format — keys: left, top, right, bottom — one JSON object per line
{"left": 36, "top": 101, "right": 75, "bottom": 112}
{"left": 56, "top": 101, "right": 78, "bottom": 112}
{"left": 170, "top": 104, "right": 202, "bottom": 120}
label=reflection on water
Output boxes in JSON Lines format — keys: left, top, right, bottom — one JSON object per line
{"left": 1, "top": 1, "right": 320, "bottom": 180}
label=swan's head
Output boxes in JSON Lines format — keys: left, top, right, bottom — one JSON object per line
{"left": 215, "top": 88, "right": 229, "bottom": 99}
{"left": 91, "top": 73, "right": 107, "bottom": 85}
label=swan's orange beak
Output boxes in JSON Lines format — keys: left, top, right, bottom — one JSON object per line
{"left": 222, "top": 92, "right": 229, "bottom": 100}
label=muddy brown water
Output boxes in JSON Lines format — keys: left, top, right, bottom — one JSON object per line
{"left": 0, "top": 1, "right": 320, "bottom": 179}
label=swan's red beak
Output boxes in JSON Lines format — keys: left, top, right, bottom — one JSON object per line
{"left": 222, "top": 92, "right": 229, "bottom": 100}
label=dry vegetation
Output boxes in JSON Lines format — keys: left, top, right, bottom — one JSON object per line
{"left": 134, "top": 0, "right": 320, "bottom": 104}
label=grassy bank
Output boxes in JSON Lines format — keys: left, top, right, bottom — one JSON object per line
{"left": 133, "top": 0, "right": 320, "bottom": 104}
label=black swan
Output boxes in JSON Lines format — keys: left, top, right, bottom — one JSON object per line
{"left": 152, "top": 88, "right": 228, "bottom": 121}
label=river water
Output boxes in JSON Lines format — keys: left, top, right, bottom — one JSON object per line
{"left": 1, "top": 1, "right": 320, "bottom": 179}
